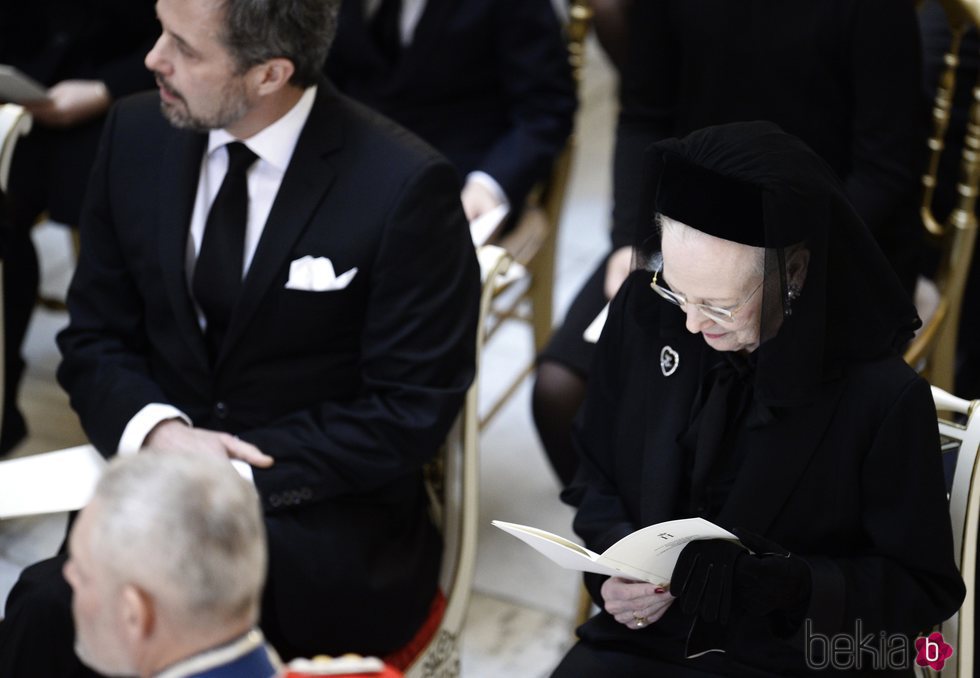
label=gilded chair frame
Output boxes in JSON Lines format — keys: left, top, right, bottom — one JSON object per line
{"left": 479, "top": 0, "right": 592, "bottom": 429}
{"left": 0, "top": 103, "right": 32, "bottom": 194}
{"left": 906, "top": 0, "right": 980, "bottom": 390}
{"left": 921, "top": 386, "right": 980, "bottom": 678}
{"left": 0, "top": 103, "right": 32, "bottom": 438}
{"left": 404, "top": 247, "right": 511, "bottom": 678}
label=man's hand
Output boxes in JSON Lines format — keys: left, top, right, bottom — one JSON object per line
{"left": 601, "top": 576, "right": 674, "bottom": 630}
{"left": 461, "top": 178, "right": 504, "bottom": 222}
{"left": 604, "top": 246, "right": 635, "bottom": 300}
{"left": 23, "top": 80, "right": 111, "bottom": 128}
{"left": 143, "top": 419, "right": 274, "bottom": 468}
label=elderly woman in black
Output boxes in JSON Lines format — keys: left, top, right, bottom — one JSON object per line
{"left": 552, "top": 122, "right": 965, "bottom": 677}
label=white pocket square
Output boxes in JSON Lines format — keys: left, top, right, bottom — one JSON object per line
{"left": 285, "top": 256, "right": 358, "bottom": 292}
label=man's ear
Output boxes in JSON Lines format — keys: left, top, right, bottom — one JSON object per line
{"left": 120, "top": 584, "right": 155, "bottom": 642}
{"left": 249, "top": 58, "right": 296, "bottom": 96}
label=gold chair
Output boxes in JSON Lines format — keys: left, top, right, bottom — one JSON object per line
{"left": 0, "top": 103, "right": 32, "bottom": 440}
{"left": 921, "top": 385, "right": 980, "bottom": 678}
{"left": 0, "top": 103, "right": 32, "bottom": 194}
{"left": 906, "top": 0, "right": 980, "bottom": 390}
{"left": 401, "top": 246, "right": 511, "bottom": 677}
{"left": 479, "top": 0, "right": 592, "bottom": 429}
{"left": 0, "top": 102, "right": 74, "bottom": 311}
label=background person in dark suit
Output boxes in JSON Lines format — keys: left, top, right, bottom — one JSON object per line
{"left": 0, "top": 0, "right": 158, "bottom": 455}
{"left": 326, "top": 0, "right": 576, "bottom": 222}
{"left": 0, "top": 0, "right": 480, "bottom": 674}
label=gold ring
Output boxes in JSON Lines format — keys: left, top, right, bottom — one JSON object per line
{"left": 633, "top": 614, "right": 647, "bottom": 627}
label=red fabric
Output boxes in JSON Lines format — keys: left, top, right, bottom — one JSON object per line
{"left": 381, "top": 590, "right": 447, "bottom": 671}
{"left": 283, "top": 591, "right": 445, "bottom": 676}
{"left": 283, "top": 666, "right": 403, "bottom": 678}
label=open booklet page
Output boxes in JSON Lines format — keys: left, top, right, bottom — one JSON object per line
{"left": 0, "top": 446, "right": 255, "bottom": 519}
{"left": 0, "top": 65, "right": 50, "bottom": 103}
{"left": 469, "top": 203, "right": 509, "bottom": 247}
{"left": 0, "top": 445, "right": 105, "bottom": 519}
{"left": 492, "top": 517, "right": 738, "bottom": 586}
{"left": 583, "top": 301, "right": 610, "bottom": 343}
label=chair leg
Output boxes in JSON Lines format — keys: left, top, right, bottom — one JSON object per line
{"left": 575, "top": 580, "right": 593, "bottom": 629}
{"left": 529, "top": 236, "right": 557, "bottom": 354}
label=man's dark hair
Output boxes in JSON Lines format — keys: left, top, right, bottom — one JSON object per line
{"left": 221, "top": 0, "right": 339, "bottom": 87}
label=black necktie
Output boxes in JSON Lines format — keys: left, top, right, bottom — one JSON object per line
{"left": 372, "top": 0, "right": 402, "bottom": 65}
{"left": 193, "top": 141, "right": 258, "bottom": 361}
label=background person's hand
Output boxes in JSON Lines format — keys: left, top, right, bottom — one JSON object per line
{"left": 23, "top": 80, "right": 111, "bottom": 128}
{"left": 143, "top": 419, "right": 274, "bottom": 468}
{"left": 461, "top": 178, "right": 504, "bottom": 222}
{"left": 601, "top": 576, "right": 674, "bottom": 630}
{"left": 604, "top": 245, "right": 635, "bottom": 299}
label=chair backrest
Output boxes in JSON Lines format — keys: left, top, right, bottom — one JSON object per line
{"left": 404, "top": 246, "right": 511, "bottom": 678}
{"left": 0, "top": 103, "right": 32, "bottom": 193}
{"left": 480, "top": 0, "right": 592, "bottom": 428}
{"left": 0, "top": 104, "right": 20, "bottom": 433}
{"left": 930, "top": 385, "right": 980, "bottom": 678}
{"left": 905, "top": 0, "right": 980, "bottom": 390}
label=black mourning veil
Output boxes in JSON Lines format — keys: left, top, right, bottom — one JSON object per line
{"left": 634, "top": 121, "right": 920, "bottom": 405}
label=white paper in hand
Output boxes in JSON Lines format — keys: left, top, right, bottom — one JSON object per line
{"left": 469, "top": 203, "right": 510, "bottom": 247}
{"left": 0, "top": 65, "right": 50, "bottom": 103}
{"left": 0, "top": 445, "right": 106, "bottom": 519}
{"left": 583, "top": 302, "right": 610, "bottom": 344}
{"left": 492, "top": 517, "right": 738, "bottom": 586}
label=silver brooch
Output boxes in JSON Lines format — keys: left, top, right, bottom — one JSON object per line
{"left": 660, "top": 345, "right": 679, "bottom": 377}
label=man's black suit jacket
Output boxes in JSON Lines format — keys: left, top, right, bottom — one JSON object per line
{"left": 56, "top": 82, "right": 481, "bottom": 657}
{"left": 326, "top": 0, "right": 577, "bottom": 210}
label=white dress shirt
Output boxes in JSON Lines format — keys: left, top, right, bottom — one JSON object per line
{"left": 365, "top": 0, "right": 427, "bottom": 45}
{"left": 116, "top": 86, "right": 318, "bottom": 458}
{"left": 154, "top": 629, "right": 280, "bottom": 678}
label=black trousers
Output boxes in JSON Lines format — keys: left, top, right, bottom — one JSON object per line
{"left": 1, "top": 118, "right": 103, "bottom": 454}
{"left": 0, "top": 554, "right": 101, "bottom": 677}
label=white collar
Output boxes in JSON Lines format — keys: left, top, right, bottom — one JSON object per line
{"left": 154, "top": 628, "right": 280, "bottom": 678}
{"left": 208, "top": 86, "right": 317, "bottom": 171}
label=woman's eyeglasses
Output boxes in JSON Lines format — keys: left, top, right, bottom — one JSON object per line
{"left": 649, "top": 257, "right": 763, "bottom": 324}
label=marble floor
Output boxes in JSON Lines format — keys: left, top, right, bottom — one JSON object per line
{"left": 0, "top": 37, "right": 618, "bottom": 678}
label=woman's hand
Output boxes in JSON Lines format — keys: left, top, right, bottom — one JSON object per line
{"left": 600, "top": 576, "right": 674, "bottom": 630}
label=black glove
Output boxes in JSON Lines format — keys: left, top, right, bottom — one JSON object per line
{"left": 672, "top": 538, "right": 746, "bottom": 624}
{"left": 731, "top": 528, "right": 812, "bottom": 622}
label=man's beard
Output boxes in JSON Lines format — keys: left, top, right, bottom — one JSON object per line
{"left": 155, "top": 74, "right": 250, "bottom": 132}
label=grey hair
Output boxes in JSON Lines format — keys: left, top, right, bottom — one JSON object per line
{"left": 655, "top": 212, "right": 766, "bottom": 276}
{"left": 89, "top": 452, "right": 267, "bottom": 630}
{"left": 219, "top": 0, "right": 340, "bottom": 87}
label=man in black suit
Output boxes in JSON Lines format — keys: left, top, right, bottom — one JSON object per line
{"left": 0, "top": 0, "right": 480, "bottom": 673}
{"left": 326, "top": 0, "right": 576, "bottom": 222}
{"left": 0, "top": 0, "right": 158, "bottom": 455}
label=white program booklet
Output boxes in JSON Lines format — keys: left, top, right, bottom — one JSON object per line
{"left": 0, "top": 65, "right": 49, "bottom": 103}
{"left": 469, "top": 203, "right": 510, "bottom": 247}
{"left": 583, "top": 301, "right": 610, "bottom": 344}
{"left": 0, "top": 445, "right": 105, "bottom": 519}
{"left": 0, "top": 446, "right": 255, "bottom": 519}
{"left": 492, "top": 517, "right": 739, "bottom": 586}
